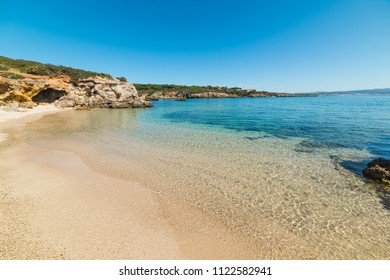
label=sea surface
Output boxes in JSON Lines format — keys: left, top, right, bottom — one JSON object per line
{"left": 25, "top": 95, "right": 390, "bottom": 259}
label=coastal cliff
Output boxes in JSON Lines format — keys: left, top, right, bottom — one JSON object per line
{"left": 0, "top": 56, "right": 152, "bottom": 109}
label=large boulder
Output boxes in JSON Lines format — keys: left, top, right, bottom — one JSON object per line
{"left": 130, "top": 100, "right": 144, "bottom": 108}
{"left": 52, "top": 78, "right": 153, "bottom": 109}
{"left": 56, "top": 98, "right": 75, "bottom": 108}
{"left": 363, "top": 158, "right": 390, "bottom": 185}
{"left": 146, "top": 92, "right": 161, "bottom": 101}
{"left": 109, "top": 101, "right": 129, "bottom": 108}
{"left": 62, "top": 78, "right": 152, "bottom": 109}
{"left": 143, "top": 101, "right": 153, "bottom": 107}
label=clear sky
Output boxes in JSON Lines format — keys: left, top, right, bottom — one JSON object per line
{"left": 1, "top": 0, "right": 390, "bottom": 92}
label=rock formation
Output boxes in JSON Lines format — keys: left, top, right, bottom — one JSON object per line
{"left": 363, "top": 158, "right": 390, "bottom": 187}
{"left": 189, "top": 92, "right": 238, "bottom": 98}
{"left": 0, "top": 70, "right": 152, "bottom": 109}
{"left": 55, "top": 77, "right": 152, "bottom": 109}
{"left": 0, "top": 71, "right": 70, "bottom": 103}
{"left": 145, "top": 92, "right": 161, "bottom": 101}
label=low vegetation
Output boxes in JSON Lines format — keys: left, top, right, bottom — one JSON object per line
{"left": 116, "top": 77, "right": 127, "bottom": 82}
{"left": 0, "top": 72, "right": 23, "bottom": 79}
{"left": 134, "top": 83, "right": 258, "bottom": 96}
{"left": 0, "top": 55, "right": 112, "bottom": 81}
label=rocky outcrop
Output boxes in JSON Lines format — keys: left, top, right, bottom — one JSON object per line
{"left": 143, "top": 91, "right": 239, "bottom": 100}
{"left": 145, "top": 92, "right": 161, "bottom": 101}
{"left": 189, "top": 92, "right": 238, "bottom": 98}
{"left": 0, "top": 70, "right": 152, "bottom": 109}
{"left": 363, "top": 158, "right": 390, "bottom": 187}
{"left": 0, "top": 71, "right": 70, "bottom": 103}
{"left": 56, "top": 77, "right": 152, "bottom": 109}
{"left": 156, "top": 91, "right": 179, "bottom": 99}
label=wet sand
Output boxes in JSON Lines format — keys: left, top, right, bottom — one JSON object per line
{"left": 0, "top": 144, "right": 185, "bottom": 259}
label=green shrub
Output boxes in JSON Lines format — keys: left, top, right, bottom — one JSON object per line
{"left": 117, "top": 77, "right": 127, "bottom": 82}
{"left": 1, "top": 72, "right": 23, "bottom": 79}
{"left": 134, "top": 83, "right": 253, "bottom": 96}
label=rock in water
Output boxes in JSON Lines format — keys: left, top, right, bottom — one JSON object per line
{"left": 363, "top": 158, "right": 390, "bottom": 186}
{"left": 367, "top": 158, "right": 390, "bottom": 168}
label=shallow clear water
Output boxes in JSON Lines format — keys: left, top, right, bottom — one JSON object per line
{"left": 159, "top": 96, "right": 390, "bottom": 168}
{"left": 24, "top": 95, "right": 390, "bottom": 259}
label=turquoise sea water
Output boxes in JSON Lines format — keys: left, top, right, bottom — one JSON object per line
{"left": 24, "top": 95, "right": 390, "bottom": 259}
{"left": 147, "top": 95, "right": 390, "bottom": 172}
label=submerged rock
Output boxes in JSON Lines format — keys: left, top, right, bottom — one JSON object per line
{"left": 131, "top": 100, "right": 144, "bottom": 108}
{"left": 368, "top": 158, "right": 390, "bottom": 169}
{"left": 363, "top": 158, "right": 390, "bottom": 187}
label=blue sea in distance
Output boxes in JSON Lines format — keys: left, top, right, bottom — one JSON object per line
{"left": 151, "top": 95, "right": 390, "bottom": 174}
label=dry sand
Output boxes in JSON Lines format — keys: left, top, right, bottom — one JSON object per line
{"left": 0, "top": 104, "right": 64, "bottom": 146}
{"left": 0, "top": 104, "right": 62, "bottom": 124}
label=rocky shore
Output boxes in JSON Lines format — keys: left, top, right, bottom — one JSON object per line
{"left": 0, "top": 70, "right": 152, "bottom": 109}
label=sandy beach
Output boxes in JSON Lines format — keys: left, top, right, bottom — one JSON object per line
{"left": 0, "top": 107, "right": 185, "bottom": 259}
{"left": 0, "top": 106, "right": 257, "bottom": 259}
{"left": 1, "top": 103, "right": 389, "bottom": 260}
{"left": 0, "top": 104, "right": 63, "bottom": 124}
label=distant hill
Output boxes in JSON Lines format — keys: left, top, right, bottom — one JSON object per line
{"left": 306, "top": 88, "right": 390, "bottom": 96}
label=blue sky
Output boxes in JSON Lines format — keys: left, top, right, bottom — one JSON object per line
{"left": 1, "top": 0, "right": 390, "bottom": 92}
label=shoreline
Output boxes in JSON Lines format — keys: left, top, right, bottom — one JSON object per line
{"left": 1, "top": 103, "right": 389, "bottom": 259}
{"left": 0, "top": 110, "right": 185, "bottom": 259}
{"left": 0, "top": 107, "right": 185, "bottom": 259}
{"left": 0, "top": 107, "right": 258, "bottom": 259}
{"left": 0, "top": 104, "right": 64, "bottom": 124}
{"left": 0, "top": 104, "right": 67, "bottom": 145}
